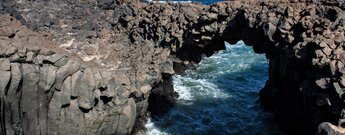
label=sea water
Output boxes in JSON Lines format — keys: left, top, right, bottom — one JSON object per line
{"left": 144, "top": 41, "right": 286, "bottom": 135}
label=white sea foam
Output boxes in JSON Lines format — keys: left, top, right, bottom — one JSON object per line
{"left": 144, "top": 119, "right": 170, "bottom": 135}
{"left": 144, "top": 40, "right": 273, "bottom": 134}
{"left": 172, "top": 75, "right": 230, "bottom": 103}
{"left": 172, "top": 75, "right": 194, "bottom": 101}
{"left": 196, "top": 78, "right": 231, "bottom": 99}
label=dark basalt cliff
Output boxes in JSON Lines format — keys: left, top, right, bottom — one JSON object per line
{"left": 0, "top": 0, "right": 345, "bottom": 134}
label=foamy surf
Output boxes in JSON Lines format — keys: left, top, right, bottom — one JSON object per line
{"left": 173, "top": 74, "right": 231, "bottom": 104}
{"left": 144, "top": 41, "right": 284, "bottom": 135}
{"left": 144, "top": 118, "right": 170, "bottom": 135}
{"left": 172, "top": 75, "right": 194, "bottom": 101}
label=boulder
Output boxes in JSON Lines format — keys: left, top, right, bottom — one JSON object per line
{"left": 101, "top": 77, "right": 116, "bottom": 98}
{"left": 161, "top": 59, "right": 174, "bottom": 75}
{"left": 140, "top": 85, "right": 152, "bottom": 95}
{"left": 5, "top": 46, "right": 17, "bottom": 56}
{"left": 61, "top": 76, "right": 72, "bottom": 106}
{"left": 0, "top": 58, "right": 10, "bottom": 71}
{"left": 115, "top": 98, "right": 136, "bottom": 134}
{"left": 77, "top": 69, "right": 96, "bottom": 110}
{"left": 0, "top": 59, "right": 11, "bottom": 96}
{"left": 25, "top": 51, "right": 35, "bottom": 62}
{"left": 71, "top": 70, "right": 83, "bottom": 98}
{"left": 317, "top": 122, "right": 345, "bottom": 135}
{"left": 55, "top": 59, "right": 80, "bottom": 91}
{"left": 200, "top": 13, "right": 217, "bottom": 21}
{"left": 44, "top": 65, "right": 57, "bottom": 92}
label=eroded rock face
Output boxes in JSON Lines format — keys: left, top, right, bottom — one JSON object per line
{"left": 0, "top": 14, "right": 145, "bottom": 135}
{"left": 0, "top": 0, "right": 345, "bottom": 135}
{"left": 108, "top": 1, "right": 345, "bottom": 133}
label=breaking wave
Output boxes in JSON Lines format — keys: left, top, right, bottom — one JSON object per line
{"left": 144, "top": 41, "right": 286, "bottom": 135}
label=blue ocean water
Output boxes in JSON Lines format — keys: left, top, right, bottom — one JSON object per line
{"left": 145, "top": 41, "right": 286, "bottom": 135}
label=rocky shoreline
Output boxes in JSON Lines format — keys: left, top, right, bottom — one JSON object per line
{"left": 0, "top": 0, "right": 345, "bottom": 134}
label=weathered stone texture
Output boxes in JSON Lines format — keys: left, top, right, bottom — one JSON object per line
{"left": 0, "top": 0, "right": 345, "bottom": 135}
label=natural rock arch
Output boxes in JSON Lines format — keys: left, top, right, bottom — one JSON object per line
{"left": 132, "top": 1, "right": 345, "bottom": 134}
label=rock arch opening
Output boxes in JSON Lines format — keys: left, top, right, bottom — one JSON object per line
{"left": 145, "top": 1, "right": 345, "bottom": 134}
{"left": 146, "top": 40, "right": 274, "bottom": 134}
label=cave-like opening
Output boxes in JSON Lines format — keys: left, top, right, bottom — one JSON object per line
{"left": 145, "top": 41, "right": 286, "bottom": 135}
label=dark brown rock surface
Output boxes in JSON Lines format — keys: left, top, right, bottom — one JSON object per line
{"left": 0, "top": 0, "right": 345, "bottom": 135}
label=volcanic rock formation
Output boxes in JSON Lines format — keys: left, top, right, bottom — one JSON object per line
{"left": 0, "top": 0, "right": 345, "bottom": 135}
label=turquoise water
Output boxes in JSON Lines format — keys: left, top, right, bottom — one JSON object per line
{"left": 145, "top": 41, "right": 286, "bottom": 135}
